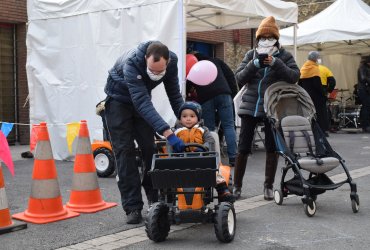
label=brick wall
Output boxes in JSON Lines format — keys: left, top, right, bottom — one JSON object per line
{"left": 0, "top": 0, "right": 28, "bottom": 144}
{"left": 187, "top": 29, "right": 253, "bottom": 71}
{"left": 0, "top": 0, "right": 27, "bottom": 23}
{"left": 16, "top": 24, "right": 29, "bottom": 144}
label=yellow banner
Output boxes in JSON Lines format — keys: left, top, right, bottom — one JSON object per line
{"left": 66, "top": 122, "right": 80, "bottom": 153}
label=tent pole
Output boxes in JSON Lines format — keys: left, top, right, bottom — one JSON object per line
{"left": 293, "top": 24, "right": 297, "bottom": 59}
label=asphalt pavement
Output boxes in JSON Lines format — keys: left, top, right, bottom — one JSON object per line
{"left": 2, "top": 129, "right": 370, "bottom": 250}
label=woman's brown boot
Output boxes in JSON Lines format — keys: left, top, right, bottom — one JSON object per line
{"left": 233, "top": 153, "right": 249, "bottom": 200}
{"left": 264, "top": 152, "right": 279, "bottom": 200}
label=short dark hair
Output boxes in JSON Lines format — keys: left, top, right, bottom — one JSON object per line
{"left": 146, "top": 42, "right": 170, "bottom": 62}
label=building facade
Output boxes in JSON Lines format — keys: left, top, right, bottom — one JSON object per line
{"left": 0, "top": 0, "right": 28, "bottom": 144}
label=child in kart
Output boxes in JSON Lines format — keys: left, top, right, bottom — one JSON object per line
{"left": 173, "top": 101, "right": 235, "bottom": 203}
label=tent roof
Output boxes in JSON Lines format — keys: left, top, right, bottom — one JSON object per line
{"left": 28, "top": 0, "right": 298, "bottom": 30}
{"left": 185, "top": 0, "right": 298, "bottom": 31}
{"left": 279, "top": 0, "right": 370, "bottom": 55}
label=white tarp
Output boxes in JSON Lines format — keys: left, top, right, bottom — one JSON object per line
{"left": 279, "top": 0, "right": 370, "bottom": 91}
{"left": 185, "top": 0, "right": 298, "bottom": 31}
{"left": 26, "top": 0, "right": 298, "bottom": 160}
{"left": 279, "top": 0, "right": 370, "bottom": 55}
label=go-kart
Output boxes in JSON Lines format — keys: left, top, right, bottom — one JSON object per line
{"left": 91, "top": 140, "right": 143, "bottom": 177}
{"left": 145, "top": 143, "right": 236, "bottom": 243}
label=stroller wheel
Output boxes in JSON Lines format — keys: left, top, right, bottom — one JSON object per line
{"left": 145, "top": 202, "right": 171, "bottom": 242}
{"left": 214, "top": 202, "right": 236, "bottom": 243}
{"left": 304, "top": 199, "right": 316, "bottom": 217}
{"left": 273, "top": 189, "right": 283, "bottom": 205}
{"left": 351, "top": 194, "right": 360, "bottom": 213}
{"left": 311, "top": 194, "right": 317, "bottom": 201}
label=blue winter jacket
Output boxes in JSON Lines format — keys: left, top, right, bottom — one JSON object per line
{"left": 104, "top": 41, "right": 184, "bottom": 134}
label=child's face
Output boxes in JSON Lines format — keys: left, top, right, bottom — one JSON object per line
{"left": 180, "top": 109, "right": 198, "bottom": 128}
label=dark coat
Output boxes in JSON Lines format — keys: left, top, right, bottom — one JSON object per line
{"left": 299, "top": 76, "right": 329, "bottom": 131}
{"left": 190, "top": 57, "right": 238, "bottom": 104}
{"left": 234, "top": 48, "right": 300, "bottom": 117}
{"left": 104, "top": 41, "right": 184, "bottom": 134}
{"left": 358, "top": 63, "right": 370, "bottom": 93}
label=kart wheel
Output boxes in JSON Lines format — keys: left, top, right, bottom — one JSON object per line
{"left": 351, "top": 194, "right": 360, "bottom": 213}
{"left": 214, "top": 202, "right": 236, "bottom": 243}
{"left": 93, "top": 148, "right": 115, "bottom": 177}
{"left": 145, "top": 202, "right": 170, "bottom": 242}
{"left": 304, "top": 199, "right": 316, "bottom": 217}
{"left": 274, "top": 189, "right": 283, "bottom": 205}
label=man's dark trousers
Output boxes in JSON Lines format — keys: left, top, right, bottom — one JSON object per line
{"left": 105, "top": 98, "right": 156, "bottom": 214}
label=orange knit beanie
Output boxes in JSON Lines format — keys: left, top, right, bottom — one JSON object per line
{"left": 256, "top": 16, "right": 280, "bottom": 40}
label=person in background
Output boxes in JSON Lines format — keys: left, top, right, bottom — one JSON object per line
{"left": 357, "top": 56, "right": 370, "bottom": 133}
{"left": 318, "top": 56, "right": 337, "bottom": 132}
{"left": 103, "top": 41, "right": 184, "bottom": 224}
{"left": 188, "top": 53, "right": 238, "bottom": 167}
{"left": 299, "top": 51, "right": 330, "bottom": 136}
{"left": 234, "top": 16, "right": 300, "bottom": 200}
{"left": 173, "top": 101, "right": 235, "bottom": 203}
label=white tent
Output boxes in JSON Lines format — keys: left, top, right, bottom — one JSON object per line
{"left": 279, "top": 0, "right": 370, "bottom": 91}
{"left": 26, "top": 0, "right": 298, "bottom": 160}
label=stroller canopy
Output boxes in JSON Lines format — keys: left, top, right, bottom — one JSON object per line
{"left": 264, "top": 82, "right": 316, "bottom": 123}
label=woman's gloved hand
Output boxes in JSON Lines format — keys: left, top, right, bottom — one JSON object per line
{"left": 167, "top": 134, "right": 185, "bottom": 153}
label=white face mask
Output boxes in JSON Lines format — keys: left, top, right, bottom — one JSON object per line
{"left": 317, "top": 58, "right": 322, "bottom": 64}
{"left": 146, "top": 68, "right": 166, "bottom": 81}
{"left": 258, "top": 38, "right": 277, "bottom": 48}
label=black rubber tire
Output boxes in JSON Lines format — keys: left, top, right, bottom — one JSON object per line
{"left": 93, "top": 148, "right": 115, "bottom": 177}
{"left": 274, "top": 189, "right": 283, "bottom": 205}
{"left": 304, "top": 199, "right": 316, "bottom": 217}
{"left": 351, "top": 194, "right": 360, "bottom": 213}
{"left": 145, "top": 202, "right": 170, "bottom": 242}
{"left": 214, "top": 202, "right": 236, "bottom": 243}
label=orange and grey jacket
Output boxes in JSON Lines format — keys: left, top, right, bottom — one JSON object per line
{"left": 173, "top": 123, "right": 215, "bottom": 151}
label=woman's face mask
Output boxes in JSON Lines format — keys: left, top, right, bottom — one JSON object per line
{"left": 258, "top": 37, "right": 277, "bottom": 48}
{"left": 146, "top": 68, "right": 166, "bottom": 81}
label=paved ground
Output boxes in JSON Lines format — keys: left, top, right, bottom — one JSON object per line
{"left": 2, "top": 130, "right": 370, "bottom": 249}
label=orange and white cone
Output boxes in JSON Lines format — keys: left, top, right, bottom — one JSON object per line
{"left": 0, "top": 163, "right": 27, "bottom": 234}
{"left": 12, "top": 122, "right": 80, "bottom": 224}
{"left": 66, "top": 120, "right": 117, "bottom": 213}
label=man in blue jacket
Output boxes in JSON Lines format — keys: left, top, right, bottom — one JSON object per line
{"left": 104, "top": 41, "right": 184, "bottom": 224}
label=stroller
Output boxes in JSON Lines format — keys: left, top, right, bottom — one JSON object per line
{"left": 264, "top": 82, "right": 359, "bottom": 217}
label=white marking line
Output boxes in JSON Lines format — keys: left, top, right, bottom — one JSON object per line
{"left": 60, "top": 166, "right": 370, "bottom": 250}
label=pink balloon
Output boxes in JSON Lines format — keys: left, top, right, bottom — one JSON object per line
{"left": 187, "top": 60, "right": 218, "bottom": 86}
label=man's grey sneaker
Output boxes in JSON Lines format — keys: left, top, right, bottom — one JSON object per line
{"left": 127, "top": 210, "right": 142, "bottom": 224}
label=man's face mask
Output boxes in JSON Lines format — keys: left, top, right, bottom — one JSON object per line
{"left": 317, "top": 58, "right": 322, "bottom": 64}
{"left": 146, "top": 68, "right": 166, "bottom": 81}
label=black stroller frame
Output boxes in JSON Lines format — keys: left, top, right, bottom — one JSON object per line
{"left": 264, "top": 82, "right": 359, "bottom": 217}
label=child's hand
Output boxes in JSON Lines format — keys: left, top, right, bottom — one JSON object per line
{"left": 167, "top": 134, "right": 185, "bottom": 153}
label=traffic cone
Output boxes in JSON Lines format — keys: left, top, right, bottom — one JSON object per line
{"left": 12, "top": 122, "right": 80, "bottom": 224}
{"left": 66, "top": 120, "right": 117, "bottom": 213}
{"left": 0, "top": 163, "right": 27, "bottom": 234}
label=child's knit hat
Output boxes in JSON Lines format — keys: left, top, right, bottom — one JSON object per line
{"left": 178, "top": 101, "right": 202, "bottom": 120}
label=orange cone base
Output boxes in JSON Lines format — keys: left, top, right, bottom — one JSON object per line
{"left": 12, "top": 206, "right": 79, "bottom": 224}
{"left": 66, "top": 189, "right": 117, "bottom": 213}
{"left": 0, "top": 220, "right": 27, "bottom": 235}
{"left": 66, "top": 200, "right": 117, "bottom": 213}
